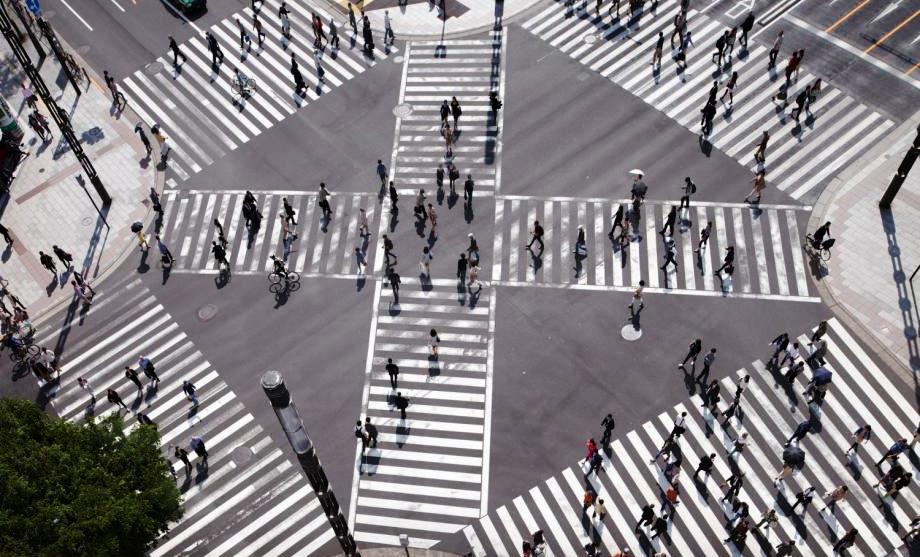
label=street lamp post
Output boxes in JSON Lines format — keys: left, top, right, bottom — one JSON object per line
{"left": 260, "top": 371, "right": 360, "bottom": 557}
{"left": 879, "top": 122, "right": 920, "bottom": 209}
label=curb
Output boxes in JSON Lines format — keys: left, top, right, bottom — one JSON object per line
{"left": 807, "top": 109, "right": 920, "bottom": 386}
{"left": 22, "top": 34, "right": 165, "bottom": 322}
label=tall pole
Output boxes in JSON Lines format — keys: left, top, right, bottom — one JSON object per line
{"left": 4, "top": 0, "right": 43, "bottom": 58}
{"left": 0, "top": 0, "right": 110, "bottom": 204}
{"left": 261, "top": 371, "right": 361, "bottom": 557}
{"left": 879, "top": 122, "right": 920, "bottom": 209}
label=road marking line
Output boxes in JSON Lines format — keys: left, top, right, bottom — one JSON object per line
{"left": 864, "top": 8, "right": 920, "bottom": 53}
{"left": 825, "top": 0, "right": 873, "bottom": 33}
{"left": 59, "top": 0, "right": 93, "bottom": 30}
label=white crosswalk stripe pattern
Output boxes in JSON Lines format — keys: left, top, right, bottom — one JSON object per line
{"left": 351, "top": 278, "right": 495, "bottom": 548}
{"left": 493, "top": 196, "right": 815, "bottom": 300}
{"left": 391, "top": 32, "right": 505, "bottom": 197}
{"left": 521, "top": 0, "right": 895, "bottom": 203}
{"left": 463, "top": 317, "right": 919, "bottom": 556}
{"left": 121, "top": 0, "right": 396, "bottom": 184}
{"left": 30, "top": 278, "right": 334, "bottom": 556}
{"left": 159, "top": 189, "right": 380, "bottom": 276}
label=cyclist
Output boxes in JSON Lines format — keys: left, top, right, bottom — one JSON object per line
{"left": 233, "top": 67, "right": 252, "bottom": 95}
{"left": 811, "top": 221, "right": 831, "bottom": 249}
{"left": 270, "top": 254, "right": 287, "bottom": 279}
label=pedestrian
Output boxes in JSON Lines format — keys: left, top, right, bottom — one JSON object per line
{"left": 700, "top": 100, "right": 716, "bottom": 135}
{"left": 419, "top": 246, "right": 433, "bottom": 277}
{"left": 786, "top": 487, "right": 815, "bottom": 515}
{"left": 137, "top": 229, "right": 149, "bottom": 251}
{"left": 600, "top": 413, "right": 615, "bottom": 447}
{"left": 720, "top": 472, "right": 744, "bottom": 502}
{"left": 328, "top": 16, "right": 340, "bottom": 49}
{"left": 724, "top": 26, "right": 737, "bottom": 58}
{"left": 464, "top": 174, "right": 475, "bottom": 204}
{"left": 468, "top": 262, "right": 482, "bottom": 294}
{"left": 660, "top": 240, "right": 678, "bottom": 272}
{"left": 375, "top": 159, "right": 389, "bottom": 189}
{"left": 427, "top": 204, "right": 438, "bottom": 234}
{"left": 790, "top": 87, "right": 808, "bottom": 121}
{"left": 669, "top": 411, "right": 687, "bottom": 441}
{"left": 456, "top": 253, "right": 468, "bottom": 284}
{"left": 206, "top": 31, "right": 224, "bottom": 66}
{"left": 314, "top": 48, "right": 325, "bottom": 82}
{"left": 386, "top": 358, "right": 399, "bottom": 389}
{"left": 659, "top": 206, "right": 677, "bottom": 237}
{"left": 124, "top": 366, "right": 143, "bottom": 391}
{"left": 784, "top": 51, "right": 799, "bottom": 83}
{"left": 253, "top": 12, "right": 266, "bottom": 46}
{"left": 389, "top": 269, "right": 401, "bottom": 303}
{"left": 608, "top": 204, "right": 625, "bottom": 239}
{"left": 190, "top": 435, "right": 208, "bottom": 462}
{"left": 414, "top": 189, "right": 428, "bottom": 220}
{"left": 669, "top": 10, "right": 686, "bottom": 47}
{"left": 107, "top": 388, "right": 128, "bottom": 410}
{"left": 811, "top": 319, "right": 828, "bottom": 343}
{"left": 714, "top": 246, "right": 735, "bottom": 275}
{"left": 650, "top": 513, "right": 669, "bottom": 539}
{"left": 168, "top": 35, "right": 187, "bottom": 67}
{"left": 720, "top": 71, "right": 738, "bottom": 105}
{"left": 354, "top": 247, "right": 367, "bottom": 275}
{"left": 449, "top": 163, "right": 460, "bottom": 194}
{"left": 634, "top": 503, "right": 655, "bottom": 532}
{"left": 466, "top": 233, "right": 480, "bottom": 266}
{"left": 103, "top": 70, "right": 126, "bottom": 108}
{"left": 775, "top": 541, "right": 796, "bottom": 556}
{"left": 876, "top": 438, "right": 909, "bottom": 467}
{"left": 652, "top": 31, "right": 664, "bottom": 67}
{"left": 584, "top": 437, "right": 598, "bottom": 463}
{"left": 753, "top": 130, "right": 769, "bottom": 164}
{"left": 0, "top": 223, "right": 14, "bottom": 247}
{"left": 442, "top": 122, "right": 454, "bottom": 156}
{"left": 318, "top": 182, "right": 332, "bottom": 218}
{"left": 155, "top": 235, "right": 175, "bottom": 265}
{"left": 175, "top": 446, "right": 192, "bottom": 474}
{"left": 450, "top": 96, "right": 462, "bottom": 129}
{"left": 627, "top": 280, "right": 645, "bottom": 314}
{"left": 768, "top": 332, "right": 789, "bottom": 368}
{"left": 845, "top": 424, "right": 872, "bottom": 456}
{"left": 833, "top": 529, "right": 858, "bottom": 553}
{"left": 693, "top": 453, "right": 716, "bottom": 481}
{"left": 78, "top": 376, "right": 96, "bottom": 405}
{"left": 52, "top": 245, "right": 73, "bottom": 269}
{"left": 150, "top": 188, "right": 164, "bottom": 216}
{"left": 593, "top": 498, "right": 607, "bottom": 521}
{"left": 805, "top": 338, "right": 827, "bottom": 368}
{"left": 279, "top": 213, "right": 298, "bottom": 244}
{"left": 211, "top": 241, "right": 229, "bottom": 271}
{"left": 821, "top": 485, "right": 848, "bottom": 512}
{"left": 777, "top": 341, "right": 800, "bottom": 369}
{"left": 773, "top": 463, "right": 794, "bottom": 485}
{"left": 739, "top": 12, "right": 754, "bottom": 48}
{"left": 182, "top": 380, "right": 199, "bottom": 407}
{"left": 651, "top": 435, "right": 675, "bottom": 462}
{"left": 137, "top": 354, "right": 160, "bottom": 384}
{"left": 358, "top": 208, "right": 369, "bottom": 238}
{"left": 395, "top": 391, "right": 409, "bottom": 420}
{"left": 589, "top": 451, "right": 604, "bottom": 475}
{"left": 583, "top": 490, "right": 594, "bottom": 514}
{"left": 282, "top": 197, "right": 297, "bottom": 225}
{"left": 237, "top": 18, "right": 252, "bottom": 51}
{"left": 440, "top": 99, "right": 450, "bottom": 124}
{"left": 679, "top": 177, "right": 695, "bottom": 211}
{"left": 364, "top": 417, "right": 378, "bottom": 448}
{"left": 727, "top": 433, "right": 749, "bottom": 457}
{"left": 383, "top": 10, "right": 394, "bottom": 45}
{"left": 697, "top": 348, "right": 717, "bottom": 384}
{"left": 881, "top": 472, "right": 912, "bottom": 499}
{"left": 711, "top": 30, "right": 728, "bottom": 66}
{"left": 574, "top": 225, "right": 587, "bottom": 257}
{"left": 428, "top": 328, "right": 440, "bottom": 357}
{"left": 291, "top": 54, "right": 307, "bottom": 95}
{"left": 724, "top": 518, "right": 750, "bottom": 544}
{"left": 526, "top": 220, "right": 545, "bottom": 251}
{"left": 784, "top": 419, "right": 811, "bottom": 447}
{"left": 38, "top": 251, "right": 57, "bottom": 276}
{"left": 348, "top": 2, "right": 357, "bottom": 34}
{"left": 695, "top": 221, "right": 712, "bottom": 253}
{"left": 873, "top": 460, "right": 905, "bottom": 489}
{"left": 768, "top": 30, "right": 783, "bottom": 67}
{"left": 354, "top": 419, "right": 368, "bottom": 453}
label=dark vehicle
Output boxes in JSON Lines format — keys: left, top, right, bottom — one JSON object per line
{"left": 167, "top": 0, "right": 206, "bottom": 14}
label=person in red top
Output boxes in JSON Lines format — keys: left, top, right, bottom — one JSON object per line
{"left": 584, "top": 438, "right": 598, "bottom": 464}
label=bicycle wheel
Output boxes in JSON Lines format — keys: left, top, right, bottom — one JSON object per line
{"left": 230, "top": 81, "right": 243, "bottom": 96}
{"left": 286, "top": 271, "right": 300, "bottom": 283}
{"left": 820, "top": 248, "right": 831, "bottom": 262}
{"left": 287, "top": 280, "right": 301, "bottom": 293}
{"left": 246, "top": 78, "right": 257, "bottom": 93}
{"left": 268, "top": 272, "right": 282, "bottom": 285}
{"left": 26, "top": 344, "right": 41, "bottom": 357}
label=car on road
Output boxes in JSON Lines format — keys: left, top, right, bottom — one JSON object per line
{"left": 166, "top": 0, "right": 206, "bottom": 14}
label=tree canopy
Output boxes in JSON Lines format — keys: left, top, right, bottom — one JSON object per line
{"left": 0, "top": 398, "right": 183, "bottom": 557}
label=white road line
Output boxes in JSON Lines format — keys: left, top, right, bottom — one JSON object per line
{"left": 59, "top": 0, "right": 93, "bottom": 30}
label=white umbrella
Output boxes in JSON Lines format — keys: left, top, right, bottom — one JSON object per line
{"left": 628, "top": 169, "right": 644, "bottom": 176}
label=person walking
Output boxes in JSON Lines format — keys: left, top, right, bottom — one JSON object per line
{"left": 205, "top": 31, "right": 224, "bottom": 67}
{"left": 385, "top": 358, "right": 399, "bottom": 390}
{"left": 634, "top": 503, "right": 656, "bottom": 533}
{"left": 348, "top": 2, "right": 357, "bottom": 34}
{"left": 383, "top": 10, "right": 394, "bottom": 45}
{"left": 727, "top": 432, "right": 749, "bottom": 457}
{"left": 279, "top": 213, "right": 298, "bottom": 244}
{"left": 845, "top": 424, "right": 872, "bottom": 456}
{"left": 833, "top": 529, "right": 858, "bottom": 554}
{"left": 670, "top": 10, "right": 687, "bottom": 47}
{"left": 753, "top": 130, "right": 770, "bottom": 164}
{"left": 358, "top": 208, "right": 370, "bottom": 238}
{"left": 428, "top": 328, "right": 440, "bottom": 357}
{"left": 190, "top": 435, "right": 208, "bottom": 463}
{"left": 211, "top": 241, "right": 229, "bottom": 271}
{"left": 768, "top": 332, "right": 789, "bottom": 368}
{"left": 715, "top": 246, "right": 735, "bottom": 275}
{"left": 182, "top": 380, "right": 199, "bottom": 407}
{"left": 790, "top": 87, "right": 809, "bottom": 121}
{"left": 136, "top": 229, "right": 150, "bottom": 251}
{"left": 440, "top": 99, "right": 450, "bottom": 124}
{"left": 768, "top": 30, "right": 783, "bottom": 68}
{"left": 693, "top": 453, "right": 716, "bottom": 481}
{"left": 627, "top": 280, "right": 645, "bottom": 314}
{"left": 720, "top": 472, "right": 744, "bottom": 502}
{"left": 354, "top": 419, "right": 369, "bottom": 454}
{"left": 457, "top": 253, "right": 468, "bottom": 284}
{"left": 155, "top": 236, "right": 175, "bottom": 265}
{"left": 175, "top": 446, "right": 192, "bottom": 475}
{"left": 464, "top": 174, "right": 475, "bottom": 204}
{"left": 592, "top": 498, "right": 608, "bottom": 522}
{"left": 137, "top": 354, "right": 160, "bottom": 384}
{"left": 0, "top": 222, "right": 14, "bottom": 247}
{"left": 778, "top": 341, "right": 800, "bottom": 369}
{"left": 711, "top": 30, "right": 728, "bottom": 66}
{"left": 876, "top": 438, "right": 909, "bottom": 468}
{"left": 291, "top": 54, "right": 307, "bottom": 95}
{"left": 720, "top": 71, "right": 738, "bottom": 105}
{"left": 52, "top": 245, "right": 73, "bottom": 270}
{"left": 168, "top": 35, "right": 187, "bottom": 67}
{"left": 784, "top": 419, "right": 811, "bottom": 447}
{"left": 414, "top": 188, "right": 428, "bottom": 221}
{"left": 724, "top": 26, "right": 738, "bottom": 59}
{"left": 450, "top": 96, "right": 462, "bottom": 129}
{"left": 791, "top": 486, "right": 816, "bottom": 513}
{"left": 584, "top": 437, "right": 598, "bottom": 463}
{"left": 103, "top": 70, "right": 126, "bottom": 108}
{"left": 253, "top": 12, "right": 266, "bottom": 46}
{"left": 679, "top": 177, "right": 696, "bottom": 211}
{"left": 695, "top": 221, "right": 712, "bottom": 253}
{"left": 364, "top": 417, "right": 378, "bottom": 448}
{"left": 107, "top": 388, "right": 128, "bottom": 410}
{"left": 700, "top": 100, "right": 717, "bottom": 135}
{"left": 679, "top": 338, "right": 703, "bottom": 370}
{"left": 600, "top": 413, "right": 616, "bottom": 446}
{"left": 318, "top": 183, "right": 332, "bottom": 218}
{"left": 582, "top": 490, "right": 594, "bottom": 514}
{"left": 313, "top": 48, "right": 325, "bottom": 82}
{"left": 608, "top": 204, "right": 625, "bottom": 239}
{"left": 650, "top": 513, "right": 670, "bottom": 539}
{"left": 389, "top": 269, "right": 401, "bottom": 303}
{"left": 441, "top": 122, "right": 454, "bottom": 157}
{"left": 773, "top": 462, "right": 795, "bottom": 486}
{"left": 124, "top": 366, "right": 143, "bottom": 391}
{"left": 236, "top": 18, "right": 253, "bottom": 51}
{"left": 527, "top": 220, "right": 545, "bottom": 251}
{"left": 449, "top": 163, "right": 460, "bottom": 195}
{"left": 282, "top": 197, "right": 297, "bottom": 225}
{"left": 739, "top": 12, "right": 755, "bottom": 48}
{"left": 652, "top": 31, "right": 665, "bottom": 68}
{"left": 329, "top": 16, "right": 340, "bottom": 49}
{"left": 697, "top": 347, "right": 717, "bottom": 384}
{"left": 395, "top": 391, "right": 410, "bottom": 420}
{"left": 150, "top": 188, "right": 164, "bottom": 217}
{"left": 660, "top": 241, "right": 678, "bottom": 273}
{"left": 78, "top": 376, "right": 96, "bottom": 406}
{"left": 376, "top": 159, "right": 388, "bottom": 188}
{"left": 821, "top": 485, "right": 848, "bottom": 512}
{"left": 39, "top": 251, "right": 57, "bottom": 276}
{"left": 784, "top": 50, "right": 799, "bottom": 83}
{"left": 278, "top": 2, "right": 292, "bottom": 38}
{"left": 419, "top": 246, "right": 433, "bottom": 277}
{"left": 659, "top": 206, "right": 677, "bottom": 238}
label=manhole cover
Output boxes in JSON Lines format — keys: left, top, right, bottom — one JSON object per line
{"left": 145, "top": 61, "right": 164, "bottom": 75}
{"left": 197, "top": 304, "right": 218, "bottom": 321}
{"left": 393, "top": 103, "right": 413, "bottom": 117}
{"left": 393, "top": 55, "right": 404, "bottom": 63}
{"left": 232, "top": 445, "right": 254, "bottom": 467}
{"left": 76, "top": 45, "right": 91, "bottom": 55}
{"left": 620, "top": 324, "right": 642, "bottom": 341}
{"left": 583, "top": 33, "right": 599, "bottom": 44}
{"left": 81, "top": 216, "right": 92, "bottom": 226}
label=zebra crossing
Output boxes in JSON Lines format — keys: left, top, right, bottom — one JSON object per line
{"left": 390, "top": 31, "right": 506, "bottom": 197}
{"left": 462, "top": 317, "right": 919, "bottom": 556}
{"left": 349, "top": 277, "right": 495, "bottom": 549}
{"left": 30, "top": 277, "right": 334, "bottom": 556}
{"left": 159, "top": 189, "right": 381, "bottom": 276}
{"left": 121, "top": 0, "right": 396, "bottom": 185}
{"left": 493, "top": 196, "right": 816, "bottom": 301}
{"left": 522, "top": 0, "right": 895, "bottom": 204}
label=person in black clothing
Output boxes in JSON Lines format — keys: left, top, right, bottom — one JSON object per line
{"left": 206, "top": 31, "right": 224, "bottom": 66}
{"left": 107, "top": 388, "right": 128, "bottom": 410}
{"left": 700, "top": 101, "right": 717, "bottom": 135}
{"left": 457, "top": 253, "right": 468, "bottom": 284}
{"left": 395, "top": 392, "right": 409, "bottom": 420}
{"left": 39, "top": 251, "right": 57, "bottom": 276}
{"left": 436, "top": 164, "right": 444, "bottom": 191}
{"left": 693, "top": 453, "right": 716, "bottom": 481}
{"left": 0, "top": 222, "right": 14, "bottom": 246}
{"left": 52, "top": 245, "right": 73, "bottom": 269}
{"left": 168, "top": 36, "right": 187, "bottom": 67}
{"left": 464, "top": 175, "right": 475, "bottom": 203}
{"left": 124, "top": 366, "right": 143, "bottom": 391}
{"left": 608, "top": 204, "right": 625, "bottom": 239}
{"left": 386, "top": 358, "right": 399, "bottom": 389}
{"left": 389, "top": 181, "right": 399, "bottom": 210}
{"left": 527, "top": 220, "right": 545, "bottom": 251}
{"left": 174, "top": 446, "right": 192, "bottom": 474}
{"left": 364, "top": 417, "right": 378, "bottom": 448}
{"left": 635, "top": 503, "right": 655, "bottom": 533}
{"left": 389, "top": 270, "right": 401, "bottom": 303}
{"left": 680, "top": 338, "right": 703, "bottom": 370}
{"left": 600, "top": 413, "right": 615, "bottom": 446}
{"left": 715, "top": 246, "right": 735, "bottom": 274}
{"left": 440, "top": 100, "right": 450, "bottom": 124}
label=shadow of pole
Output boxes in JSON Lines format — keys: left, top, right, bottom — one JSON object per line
{"left": 878, "top": 208, "right": 920, "bottom": 382}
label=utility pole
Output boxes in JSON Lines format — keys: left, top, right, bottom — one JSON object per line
{"left": 0, "top": 0, "right": 110, "bottom": 204}
{"left": 260, "top": 371, "right": 360, "bottom": 557}
{"left": 5, "top": 0, "right": 44, "bottom": 59}
{"left": 879, "top": 122, "right": 920, "bottom": 209}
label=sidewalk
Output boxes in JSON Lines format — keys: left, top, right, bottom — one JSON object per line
{"left": 0, "top": 37, "right": 160, "bottom": 318}
{"left": 327, "top": 0, "right": 538, "bottom": 39}
{"left": 810, "top": 110, "right": 920, "bottom": 382}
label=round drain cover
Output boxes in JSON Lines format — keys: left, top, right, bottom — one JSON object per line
{"left": 584, "top": 33, "right": 599, "bottom": 44}
{"left": 232, "top": 445, "right": 254, "bottom": 467}
{"left": 393, "top": 55, "right": 405, "bottom": 63}
{"left": 620, "top": 323, "right": 642, "bottom": 341}
{"left": 81, "top": 216, "right": 93, "bottom": 226}
{"left": 393, "top": 103, "right": 413, "bottom": 117}
{"left": 145, "top": 61, "right": 164, "bottom": 75}
{"left": 197, "top": 304, "right": 218, "bottom": 322}
{"left": 76, "top": 45, "right": 91, "bottom": 55}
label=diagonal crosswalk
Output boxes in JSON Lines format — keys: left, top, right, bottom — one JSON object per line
{"left": 463, "top": 317, "right": 918, "bottom": 556}
{"left": 121, "top": 0, "right": 396, "bottom": 185}
{"left": 522, "top": 0, "right": 895, "bottom": 203}
{"left": 389, "top": 32, "right": 506, "bottom": 199}
{"left": 493, "top": 196, "right": 816, "bottom": 301}
{"left": 350, "top": 278, "right": 495, "bottom": 548}
{"left": 159, "top": 189, "right": 381, "bottom": 276}
{"left": 29, "top": 277, "right": 335, "bottom": 556}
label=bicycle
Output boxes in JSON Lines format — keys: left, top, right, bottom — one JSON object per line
{"left": 268, "top": 269, "right": 301, "bottom": 293}
{"left": 804, "top": 234, "right": 835, "bottom": 261}
{"left": 230, "top": 77, "right": 257, "bottom": 100}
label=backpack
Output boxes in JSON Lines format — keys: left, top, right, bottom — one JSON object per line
{"left": 689, "top": 181, "right": 697, "bottom": 194}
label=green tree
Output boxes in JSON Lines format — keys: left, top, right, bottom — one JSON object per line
{"left": 0, "top": 398, "right": 183, "bottom": 557}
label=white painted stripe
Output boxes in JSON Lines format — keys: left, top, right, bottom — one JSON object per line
{"left": 594, "top": 201, "right": 605, "bottom": 286}
{"left": 646, "top": 204, "right": 659, "bottom": 288}
{"left": 361, "top": 480, "right": 481, "bottom": 501}
{"left": 731, "top": 208, "right": 752, "bottom": 293}
{"left": 543, "top": 200, "right": 554, "bottom": 282}
{"left": 497, "top": 506, "right": 525, "bottom": 556}
{"left": 481, "top": 515, "right": 511, "bottom": 557}
{"left": 493, "top": 199, "right": 505, "bottom": 281}
{"left": 748, "top": 210, "right": 771, "bottom": 294}
{"left": 508, "top": 200, "right": 520, "bottom": 282}
{"left": 355, "top": 513, "right": 467, "bottom": 533}
{"left": 358, "top": 496, "right": 480, "bottom": 518}
{"left": 353, "top": 531, "right": 440, "bottom": 549}
{"left": 368, "top": 400, "right": 484, "bottom": 418}
{"left": 369, "top": 385, "right": 484, "bottom": 403}
{"left": 784, "top": 210, "right": 809, "bottom": 297}
{"left": 545, "top": 476, "right": 592, "bottom": 549}
{"left": 463, "top": 525, "right": 488, "bottom": 557}
{"left": 372, "top": 417, "right": 484, "bottom": 434}
{"left": 366, "top": 447, "right": 482, "bottom": 467}
{"left": 559, "top": 201, "right": 570, "bottom": 284}
{"left": 767, "top": 209, "right": 790, "bottom": 296}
